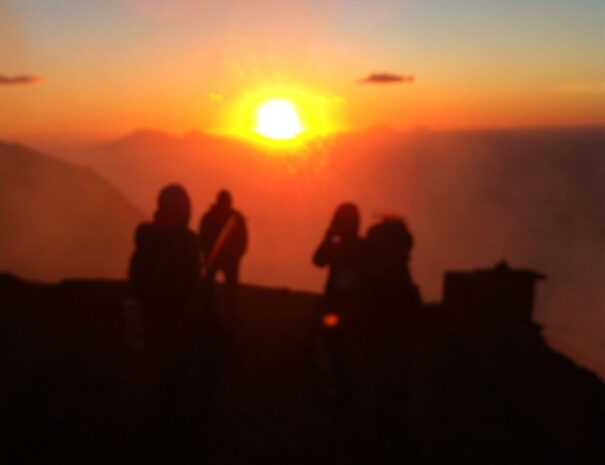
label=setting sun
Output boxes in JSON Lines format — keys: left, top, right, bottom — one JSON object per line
{"left": 226, "top": 84, "right": 342, "bottom": 148}
{"left": 255, "top": 100, "right": 303, "bottom": 140}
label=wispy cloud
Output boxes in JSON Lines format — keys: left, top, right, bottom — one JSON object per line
{"left": 359, "top": 72, "right": 415, "bottom": 85}
{"left": 0, "top": 75, "right": 43, "bottom": 86}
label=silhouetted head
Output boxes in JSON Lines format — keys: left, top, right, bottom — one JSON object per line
{"left": 366, "top": 217, "right": 413, "bottom": 264}
{"left": 216, "top": 189, "right": 232, "bottom": 209}
{"left": 154, "top": 184, "right": 191, "bottom": 228}
{"left": 331, "top": 203, "right": 360, "bottom": 238}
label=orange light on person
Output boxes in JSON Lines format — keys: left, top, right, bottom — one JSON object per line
{"left": 323, "top": 313, "right": 340, "bottom": 328}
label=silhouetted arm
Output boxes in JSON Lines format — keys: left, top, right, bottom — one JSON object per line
{"left": 198, "top": 213, "right": 211, "bottom": 258}
{"left": 232, "top": 211, "right": 247, "bottom": 258}
{"left": 239, "top": 215, "right": 248, "bottom": 256}
{"left": 128, "top": 223, "right": 153, "bottom": 298}
{"left": 183, "top": 230, "right": 202, "bottom": 285}
{"left": 313, "top": 231, "right": 335, "bottom": 267}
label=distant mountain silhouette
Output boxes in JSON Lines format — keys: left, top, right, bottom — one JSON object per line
{"left": 106, "top": 128, "right": 257, "bottom": 158}
{"left": 0, "top": 141, "right": 143, "bottom": 281}
{"left": 106, "top": 128, "right": 180, "bottom": 151}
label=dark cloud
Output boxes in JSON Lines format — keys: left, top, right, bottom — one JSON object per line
{"left": 359, "top": 72, "right": 415, "bottom": 84}
{"left": 0, "top": 75, "right": 43, "bottom": 86}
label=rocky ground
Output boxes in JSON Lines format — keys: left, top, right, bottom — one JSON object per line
{"left": 1, "top": 274, "right": 604, "bottom": 464}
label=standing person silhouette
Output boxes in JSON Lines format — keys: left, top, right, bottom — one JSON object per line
{"left": 313, "top": 203, "right": 375, "bottom": 446}
{"left": 365, "top": 216, "right": 421, "bottom": 312}
{"left": 199, "top": 190, "right": 248, "bottom": 291}
{"left": 128, "top": 184, "right": 200, "bottom": 379}
{"left": 313, "top": 203, "right": 366, "bottom": 308}
{"left": 364, "top": 216, "right": 421, "bottom": 445}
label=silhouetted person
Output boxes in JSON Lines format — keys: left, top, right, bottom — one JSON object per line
{"left": 365, "top": 217, "right": 421, "bottom": 448}
{"left": 129, "top": 184, "right": 200, "bottom": 379}
{"left": 313, "top": 203, "right": 375, "bottom": 438}
{"left": 199, "top": 190, "right": 247, "bottom": 289}
{"left": 365, "top": 216, "right": 421, "bottom": 311}
{"left": 313, "top": 203, "right": 366, "bottom": 309}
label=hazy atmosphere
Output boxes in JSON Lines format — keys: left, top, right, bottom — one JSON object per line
{"left": 2, "top": 2, "right": 605, "bottom": 462}
{"left": 2, "top": 0, "right": 605, "bottom": 373}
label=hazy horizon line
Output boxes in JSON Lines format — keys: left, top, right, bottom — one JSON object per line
{"left": 4, "top": 123, "right": 603, "bottom": 150}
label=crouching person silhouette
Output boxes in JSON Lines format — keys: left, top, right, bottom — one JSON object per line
{"left": 199, "top": 190, "right": 247, "bottom": 302}
{"left": 128, "top": 184, "right": 200, "bottom": 382}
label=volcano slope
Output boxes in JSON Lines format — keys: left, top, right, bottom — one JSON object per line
{"left": 0, "top": 141, "right": 143, "bottom": 281}
{"left": 1, "top": 274, "right": 604, "bottom": 464}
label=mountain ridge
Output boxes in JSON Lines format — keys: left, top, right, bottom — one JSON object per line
{"left": 0, "top": 141, "right": 144, "bottom": 282}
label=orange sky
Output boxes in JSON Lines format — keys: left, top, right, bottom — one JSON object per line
{"left": 1, "top": 0, "right": 604, "bottom": 142}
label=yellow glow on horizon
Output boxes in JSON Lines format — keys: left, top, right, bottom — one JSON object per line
{"left": 255, "top": 100, "right": 303, "bottom": 140}
{"left": 227, "top": 84, "right": 340, "bottom": 149}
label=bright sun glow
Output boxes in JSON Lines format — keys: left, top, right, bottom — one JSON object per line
{"left": 255, "top": 100, "right": 303, "bottom": 140}
{"left": 226, "top": 84, "right": 342, "bottom": 149}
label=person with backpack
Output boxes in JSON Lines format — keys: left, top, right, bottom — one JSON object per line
{"left": 198, "top": 189, "right": 248, "bottom": 290}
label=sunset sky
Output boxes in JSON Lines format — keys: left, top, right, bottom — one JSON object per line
{"left": 2, "top": 0, "right": 604, "bottom": 141}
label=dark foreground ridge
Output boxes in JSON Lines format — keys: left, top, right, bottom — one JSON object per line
{"left": 1, "top": 270, "right": 604, "bottom": 464}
